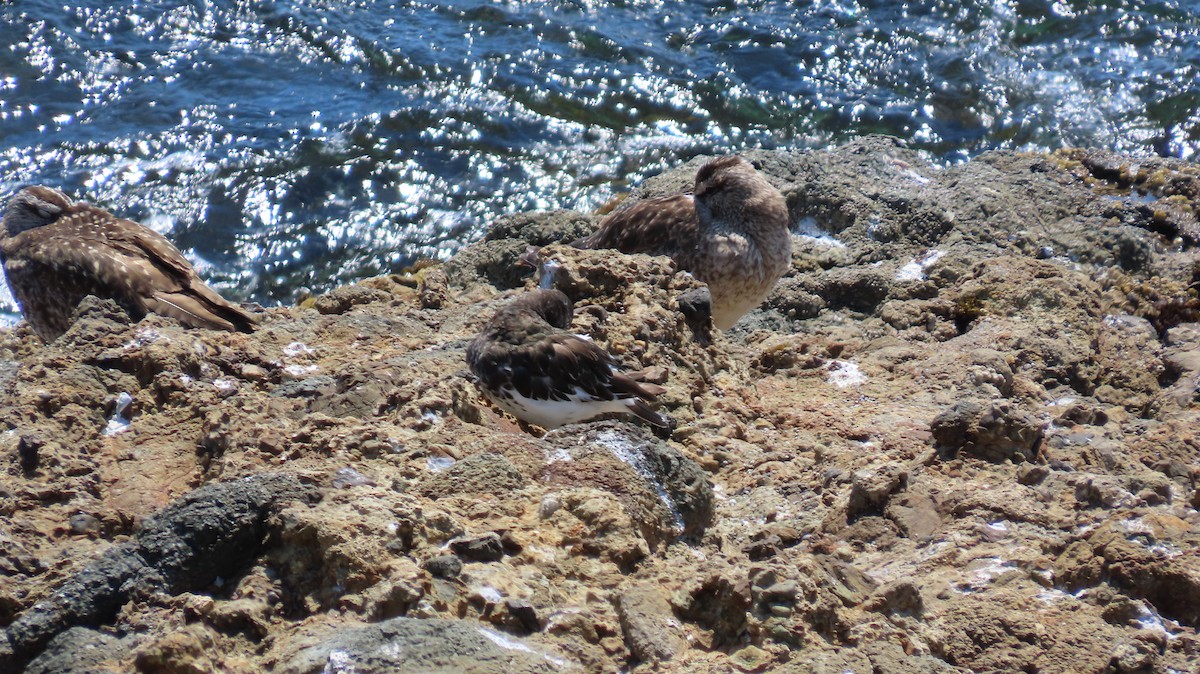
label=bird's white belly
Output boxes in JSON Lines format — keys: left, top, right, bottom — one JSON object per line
{"left": 490, "top": 386, "right": 630, "bottom": 429}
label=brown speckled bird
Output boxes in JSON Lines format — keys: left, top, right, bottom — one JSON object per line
{"left": 575, "top": 155, "right": 791, "bottom": 330}
{"left": 466, "top": 289, "right": 671, "bottom": 431}
{"left": 1, "top": 186, "right": 257, "bottom": 342}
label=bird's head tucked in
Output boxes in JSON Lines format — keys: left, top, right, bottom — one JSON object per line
{"left": 3, "top": 186, "right": 73, "bottom": 237}
{"left": 512, "top": 288, "right": 573, "bottom": 329}
{"left": 692, "top": 155, "right": 784, "bottom": 225}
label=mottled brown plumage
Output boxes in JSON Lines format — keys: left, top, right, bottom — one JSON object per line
{"left": 466, "top": 289, "right": 670, "bottom": 431}
{"left": 1, "top": 186, "right": 257, "bottom": 342}
{"left": 576, "top": 155, "right": 791, "bottom": 329}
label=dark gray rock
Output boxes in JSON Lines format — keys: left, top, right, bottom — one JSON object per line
{"left": 270, "top": 375, "right": 337, "bottom": 400}
{"left": 23, "top": 627, "right": 125, "bottom": 674}
{"left": 280, "top": 617, "right": 575, "bottom": 674}
{"left": 0, "top": 359, "right": 18, "bottom": 394}
{"left": 421, "top": 555, "right": 459, "bottom": 580}
{"left": 799, "top": 267, "right": 893, "bottom": 313}
{"left": 766, "top": 278, "right": 827, "bottom": 320}
{"left": 420, "top": 453, "right": 527, "bottom": 500}
{"left": 443, "top": 211, "right": 597, "bottom": 290}
{"left": 483, "top": 210, "right": 597, "bottom": 246}
{"left": 449, "top": 532, "right": 505, "bottom": 563}
{"left": 4, "top": 473, "right": 318, "bottom": 660}
{"left": 931, "top": 400, "right": 1043, "bottom": 463}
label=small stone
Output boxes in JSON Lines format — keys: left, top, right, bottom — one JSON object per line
{"left": 1075, "top": 477, "right": 1136, "bottom": 509}
{"left": 822, "top": 467, "right": 849, "bottom": 486}
{"left": 1055, "top": 402, "right": 1109, "bottom": 426}
{"left": 730, "top": 644, "right": 773, "bottom": 672}
{"left": 182, "top": 594, "right": 215, "bottom": 620}
{"left": 498, "top": 530, "right": 524, "bottom": 556}
{"left": 863, "top": 579, "right": 924, "bottom": 617}
{"left": 240, "top": 364, "right": 268, "bottom": 380}
{"left": 504, "top": 598, "right": 541, "bottom": 633}
{"left": 931, "top": 399, "right": 1042, "bottom": 462}
{"left": 817, "top": 555, "right": 878, "bottom": 607}
{"left": 1049, "top": 459, "right": 1075, "bottom": 472}
{"left": 929, "top": 401, "right": 983, "bottom": 454}
{"left": 68, "top": 514, "right": 101, "bottom": 536}
{"left": 1016, "top": 463, "right": 1049, "bottom": 486}
{"left": 616, "top": 584, "right": 686, "bottom": 663}
{"left": 419, "top": 268, "right": 451, "bottom": 309}
{"left": 449, "top": 532, "right": 504, "bottom": 562}
{"left": 539, "top": 493, "right": 561, "bottom": 519}
{"left": 847, "top": 464, "right": 907, "bottom": 521}
{"left": 17, "top": 434, "right": 42, "bottom": 473}
{"left": 206, "top": 598, "right": 271, "bottom": 639}
{"left": 1109, "top": 639, "right": 1159, "bottom": 672}
{"left": 1137, "top": 488, "right": 1165, "bottom": 506}
{"left": 1150, "top": 459, "right": 1192, "bottom": 479}
{"left": 313, "top": 284, "right": 389, "bottom": 315}
{"left": 758, "top": 581, "right": 799, "bottom": 605}
{"left": 422, "top": 555, "right": 463, "bottom": 578}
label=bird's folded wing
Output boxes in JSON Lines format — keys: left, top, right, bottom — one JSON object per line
{"left": 577, "top": 194, "right": 699, "bottom": 255}
{"left": 19, "top": 217, "right": 256, "bottom": 331}
{"left": 109, "top": 221, "right": 257, "bottom": 325}
{"left": 549, "top": 335, "right": 640, "bottom": 402}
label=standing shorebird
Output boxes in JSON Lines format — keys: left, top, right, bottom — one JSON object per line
{"left": 466, "top": 289, "right": 671, "bottom": 432}
{"left": 1, "top": 186, "right": 257, "bottom": 342}
{"left": 575, "top": 155, "right": 791, "bottom": 330}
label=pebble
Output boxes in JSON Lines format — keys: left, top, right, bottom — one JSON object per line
{"left": 68, "top": 513, "right": 101, "bottom": 535}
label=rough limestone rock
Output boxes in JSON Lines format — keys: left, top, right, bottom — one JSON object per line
{"left": 279, "top": 617, "right": 576, "bottom": 674}
{"left": 1, "top": 138, "right": 1199, "bottom": 673}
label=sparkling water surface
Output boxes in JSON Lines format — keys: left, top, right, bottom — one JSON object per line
{"left": 1, "top": 0, "right": 1197, "bottom": 310}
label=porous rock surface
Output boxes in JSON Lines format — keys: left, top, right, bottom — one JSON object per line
{"left": 1, "top": 136, "right": 1198, "bottom": 673}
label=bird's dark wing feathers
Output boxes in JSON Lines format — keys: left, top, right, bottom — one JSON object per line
{"left": 470, "top": 329, "right": 650, "bottom": 404}
{"left": 15, "top": 207, "right": 257, "bottom": 332}
{"left": 576, "top": 194, "right": 699, "bottom": 256}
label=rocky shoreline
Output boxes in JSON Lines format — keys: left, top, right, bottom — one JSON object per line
{"left": 1, "top": 136, "right": 1198, "bottom": 673}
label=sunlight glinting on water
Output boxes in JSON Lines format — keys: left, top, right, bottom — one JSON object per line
{"left": 0, "top": 0, "right": 1196, "bottom": 313}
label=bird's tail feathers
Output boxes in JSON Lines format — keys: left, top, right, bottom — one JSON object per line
{"left": 610, "top": 371, "right": 666, "bottom": 400}
{"left": 147, "top": 291, "right": 257, "bottom": 333}
{"left": 623, "top": 368, "right": 667, "bottom": 395}
{"left": 183, "top": 281, "right": 259, "bottom": 331}
{"left": 624, "top": 398, "right": 674, "bottom": 431}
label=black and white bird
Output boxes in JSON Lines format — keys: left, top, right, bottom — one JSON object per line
{"left": 575, "top": 155, "right": 791, "bottom": 330}
{"left": 466, "top": 289, "right": 671, "bottom": 432}
{"left": 1, "top": 186, "right": 257, "bottom": 342}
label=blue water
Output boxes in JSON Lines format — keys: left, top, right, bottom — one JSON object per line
{"left": 1, "top": 0, "right": 1197, "bottom": 310}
